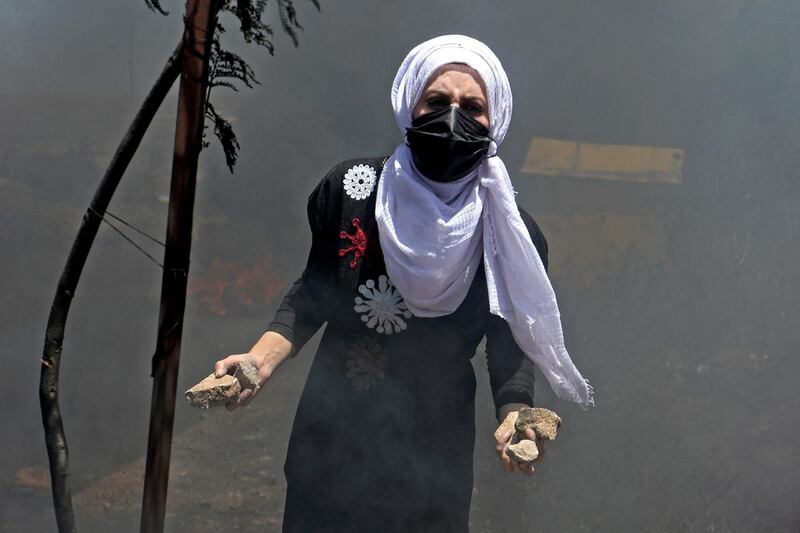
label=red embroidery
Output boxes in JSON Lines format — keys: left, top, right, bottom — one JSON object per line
{"left": 339, "top": 218, "right": 367, "bottom": 269}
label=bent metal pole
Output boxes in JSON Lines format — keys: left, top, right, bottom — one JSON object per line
{"left": 140, "top": 1, "right": 217, "bottom": 531}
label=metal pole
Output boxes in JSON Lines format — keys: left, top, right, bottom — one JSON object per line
{"left": 140, "top": 1, "right": 216, "bottom": 531}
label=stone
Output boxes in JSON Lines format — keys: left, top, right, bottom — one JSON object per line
{"left": 185, "top": 374, "right": 241, "bottom": 409}
{"left": 493, "top": 410, "right": 520, "bottom": 442}
{"left": 506, "top": 439, "right": 539, "bottom": 463}
{"left": 235, "top": 361, "right": 260, "bottom": 391}
{"left": 515, "top": 407, "right": 562, "bottom": 440}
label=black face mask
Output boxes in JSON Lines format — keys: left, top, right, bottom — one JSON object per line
{"left": 405, "top": 106, "right": 493, "bottom": 182}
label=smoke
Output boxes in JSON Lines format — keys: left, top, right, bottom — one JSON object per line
{"left": 2, "top": 0, "right": 798, "bottom": 531}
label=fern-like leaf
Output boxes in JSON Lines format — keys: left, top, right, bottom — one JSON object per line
{"left": 205, "top": 101, "right": 240, "bottom": 172}
{"left": 225, "top": 0, "right": 275, "bottom": 54}
{"left": 147, "top": 0, "right": 321, "bottom": 172}
{"left": 144, "top": 0, "right": 168, "bottom": 15}
{"left": 278, "top": 0, "right": 302, "bottom": 47}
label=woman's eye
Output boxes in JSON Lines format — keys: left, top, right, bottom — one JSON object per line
{"left": 464, "top": 103, "right": 484, "bottom": 115}
{"left": 427, "top": 98, "right": 448, "bottom": 108}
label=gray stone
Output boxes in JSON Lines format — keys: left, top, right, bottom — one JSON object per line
{"left": 185, "top": 374, "right": 241, "bottom": 409}
{"left": 235, "top": 361, "right": 260, "bottom": 391}
{"left": 506, "top": 439, "right": 540, "bottom": 463}
{"left": 515, "top": 407, "right": 562, "bottom": 440}
{"left": 493, "top": 410, "right": 519, "bottom": 443}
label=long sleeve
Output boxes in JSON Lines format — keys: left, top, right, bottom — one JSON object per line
{"left": 266, "top": 173, "right": 337, "bottom": 354}
{"left": 485, "top": 208, "right": 548, "bottom": 416}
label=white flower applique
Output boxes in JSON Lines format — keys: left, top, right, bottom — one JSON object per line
{"left": 345, "top": 337, "right": 387, "bottom": 391}
{"left": 354, "top": 275, "right": 412, "bottom": 334}
{"left": 342, "top": 164, "right": 377, "bottom": 201}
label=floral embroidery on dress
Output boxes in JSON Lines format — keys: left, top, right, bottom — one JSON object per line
{"left": 345, "top": 337, "right": 387, "bottom": 391}
{"left": 339, "top": 218, "right": 367, "bottom": 268}
{"left": 354, "top": 275, "right": 412, "bottom": 334}
{"left": 343, "top": 164, "right": 377, "bottom": 200}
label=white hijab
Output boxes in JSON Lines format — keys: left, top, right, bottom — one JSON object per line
{"left": 375, "top": 35, "right": 593, "bottom": 407}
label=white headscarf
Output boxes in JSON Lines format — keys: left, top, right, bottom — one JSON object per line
{"left": 375, "top": 35, "right": 593, "bottom": 407}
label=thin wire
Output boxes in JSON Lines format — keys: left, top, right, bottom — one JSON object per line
{"left": 88, "top": 207, "right": 164, "bottom": 269}
{"left": 105, "top": 210, "right": 165, "bottom": 247}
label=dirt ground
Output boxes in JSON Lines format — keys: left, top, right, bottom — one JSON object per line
{"left": 7, "top": 386, "right": 537, "bottom": 533}
{"left": 73, "top": 401, "right": 288, "bottom": 532}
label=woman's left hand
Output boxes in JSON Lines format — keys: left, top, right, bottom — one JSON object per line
{"left": 495, "top": 406, "right": 544, "bottom": 476}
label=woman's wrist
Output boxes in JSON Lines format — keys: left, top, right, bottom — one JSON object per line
{"left": 249, "top": 331, "right": 293, "bottom": 370}
{"left": 497, "top": 402, "right": 530, "bottom": 422}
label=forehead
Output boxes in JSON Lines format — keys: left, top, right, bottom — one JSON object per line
{"left": 422, "top": 63, "right": 487, "bottom": 97}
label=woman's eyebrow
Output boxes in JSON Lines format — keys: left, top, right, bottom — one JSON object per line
{"left": 462, "top": 94, "right": 486, "bottom": 104}
{"left": 424, "top": 88, "right": 451, "bottom": 98}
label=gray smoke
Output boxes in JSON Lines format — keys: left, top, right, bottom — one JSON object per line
{"left": 1, "top": 0, "right": 798, "bottom": 531}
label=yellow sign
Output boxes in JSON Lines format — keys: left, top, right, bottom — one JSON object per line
{"left": 521, "top": 137, "right": 683, "bottom": 184}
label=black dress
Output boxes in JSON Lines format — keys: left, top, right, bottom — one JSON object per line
{"left": 267, "top": 157, "right": 548, "bottom": 533}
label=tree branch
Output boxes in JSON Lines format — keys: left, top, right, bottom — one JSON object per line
{"left": 39, "top": 40, "right": 183, "bottom": 533}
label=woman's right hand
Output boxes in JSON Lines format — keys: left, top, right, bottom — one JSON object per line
{"left": 213, "top": 331, "right": 293, "bottom": 410}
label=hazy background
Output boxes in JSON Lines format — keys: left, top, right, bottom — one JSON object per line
{"left": 1, "top": 0, "right": 798, "bottom": 531}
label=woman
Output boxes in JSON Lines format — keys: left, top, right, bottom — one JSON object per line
{"left": 215, "top": 34, "right": 592, "bottom": 532}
